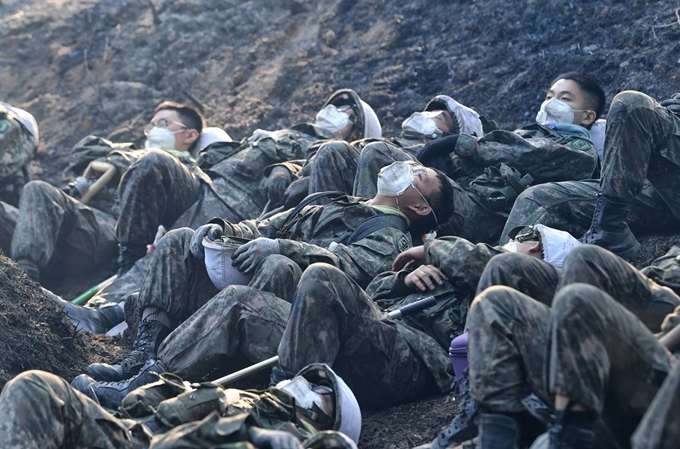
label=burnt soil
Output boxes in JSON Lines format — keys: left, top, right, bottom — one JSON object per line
{"left": 2, "top": 0, "right": 680, "bottom": 447}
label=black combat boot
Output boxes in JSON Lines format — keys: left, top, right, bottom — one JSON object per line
{"left": 547, "top": 410, "right": 595, "bottom": 449}
{"left": 581, "top": 193, "right": 640, "bottom": 260}
{"left": 16, "top": 259, "right": 40, "bottom": 282}
{"left": 476, "top": 412, "right": 521, "bottom": 449}
{"left": 45, "top": 290, "right": 125, "bottom": 334}
{"left": 73, "top": 359, "right": 167, "bottom": 410}
{"left": 87, "top": 317, "right": 170, "bottom": 382}
{"left": 117, "top": 242, "right": 147, "bottom": 276}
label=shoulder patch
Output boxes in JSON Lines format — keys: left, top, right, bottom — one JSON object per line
{"left": 397, "top": 234, "right": 411, "bottom": 252}
{"left": 569, "top": 139, "right": 591, "bottom": 150}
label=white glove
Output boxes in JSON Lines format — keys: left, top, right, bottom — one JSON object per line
{"left": 247, "top": 129, "right": 277, "bottom": 144}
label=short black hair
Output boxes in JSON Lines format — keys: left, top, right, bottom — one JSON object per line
{"left": 411, "top": 168, "right": 454, "bottom": 234}
{"left": 154, "top": 101, "right": 206, "bottom": 132}
{"left": 550, "top": 72, "right": 606, "bottom": 121}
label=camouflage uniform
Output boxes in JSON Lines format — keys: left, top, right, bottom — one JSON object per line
{"left": 0, "top": 369, "right": 349, "bottom": 449}
{"left": 118, "top": 125, "right": 333, "bottom": 248}
{"left": 0, "top": 104, "right": 38, "bottom": 207}
{"left": 354, "top": 127, "right": 597, "bottom": 244}
{"left": 502, "top": 91, "right": 680, "bottom": 243}
{"left": 277, "top": 263, "right": 453, "bottom": 408}
{"left": 0, "top": 201, "right": 18, "bottom": 255}
{"left": 468, "top": 284, "right": 675, "bottom": 448}
{"left": 134, "top": 195, "right": 412, "bottom": 328}
{"left": 9, "top": 145, "right": 153, "bottom": 278}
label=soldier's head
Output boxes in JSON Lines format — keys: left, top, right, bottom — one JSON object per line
{"left": 144, "top": 101, "right": 206, "bottom": 153}
{"left": 503, "top": 224, "right": 580, "bottom": 267}
{"left": 316, "top": 89, "right": 381, "bottom": 141}
{"left": 372, "top": 161, "right": 454, "bottom": 235}
{"left": 401, "top": 94, "right": 484, "bottom": 141}
{"left": 536, "top": 72, "right": 605, "bottom": 130}
{"left": 276, "top": 364, "right": 362, "bottom": 444}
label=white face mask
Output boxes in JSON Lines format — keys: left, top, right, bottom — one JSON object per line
{"left": 536, "top": 98, "right": 588, "bottom": 126}
{"left": 145, "top": 127, "right": 178, "bottom": 150}
{"left": 401, "top": 111, "right": 442, "bottom": 139}
{"left": 276, "top": 376, "right": 326, "bottom": 411}
{"left": 376, "top": 161, "right": 417, "bottom": 197}
{"left": 315, "top": 105, "right": 351, "bottom": 134}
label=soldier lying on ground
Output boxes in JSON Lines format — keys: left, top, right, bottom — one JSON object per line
{"left": 268, "top": 94, "right": 480, "bottom": 208}
{"left": 365, "top": 72, "right": 605, "bottom": 244}
{"left": 1, "top": 363, "right": 361, "bottom": 449}
{"left": 502, "top": 90, "right": 680, "bottom": 261}
{"left": 11, "top": 101, "right": 215, "bottom": 283}
{"left": 116, "top": 89, "right": 382, "bottom": 274}
{"left": 79, "top": 162, "right": 452, "bottom": 384}
{"left": 0, "top": 101, "right": 39, "bottom": 254}
{"left": 427, "top": 245, "right": 680, "bottom": 449}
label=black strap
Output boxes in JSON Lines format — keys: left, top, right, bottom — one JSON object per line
{"left": 341, "top": 213, "right": 408, "bottom": 245}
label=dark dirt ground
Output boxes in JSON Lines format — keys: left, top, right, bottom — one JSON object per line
{"left": 2, "top": 0, "right": 680, "bottom": 447}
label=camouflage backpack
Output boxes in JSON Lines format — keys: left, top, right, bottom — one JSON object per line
{"left": 464, "top": 162, "right": 534, "bottom": 214}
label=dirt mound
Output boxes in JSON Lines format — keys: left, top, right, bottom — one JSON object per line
{"left": 0, "top": 253, "right": 123, "bottom": 389}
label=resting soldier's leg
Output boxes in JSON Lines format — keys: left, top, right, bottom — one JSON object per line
{"left": 116, "top": 150, "right": 203, "bottom": 272}
{"left": 559, "top": 245, "right": 680, "bottom": 332}
{"left": 477, "top": 253, "right": 560, "bottom": 306}
{"left": 353, "top": 141, "right": 417, "bottom": 198}
{"left": 467, "top": 286, "right": 552, "bottom": 448}
{"left": 0, "top": 200, "right": 18, "bottom": 255}
{"left": 158, "top": 285, "right": 290, "bottom": 380}
{"left": 308, "top": 141, "right": 360, "bottom": 196}
{"left": 88, "top": 228, "right": 218, "bottom": 382}
{"left": 248, "top": 254, "right": 302, "bottom": 303}
{"left": 277, "top": 263, "right": 439, "bottom": 407}
{"left": 549, "top": 283, "right": 674, "bottom": 448}
{"left": 11, "top": 180, "right": 117, "bottom": 281}
{"left": 0, "top": 370, "right": 132, "bottom": 449}
{"left": 631, "top": 360, "right": 680, "bottom": 449}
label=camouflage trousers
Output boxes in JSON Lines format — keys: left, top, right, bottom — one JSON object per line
{"left": 132, "top": 228, "right": 301, "bottom": 332}
{"left": 468, "top": 284, "right": 675, "bottom": 447}
{"left": 478, "top": 245, "right": 680, "bottom": 332}
{"left": 116, "top": 150, "right": 203, "bottom": 247}
{"left": 632, "top": 358, "right": 680, "bottom": 449}
{"left": 0, "top": 200, "right": 17, "bottom": 255}
{"left": 277, "top": 263, "right": 444, "bottom": 408}
{"left": 157, "top": 284, "right": 290, "bottom": 382}
{"left": 308, "top": 141, "right": 360, "bottom": 197}
{"left": 10, "top": 180, "right": 118, "bottom": 275}
{"left": 0, "top": 370, "right": 135, "bottom": 449}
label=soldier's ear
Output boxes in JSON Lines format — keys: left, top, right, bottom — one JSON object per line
{"left": 406, "top": 203, "right": 432, "bottom": 218}
{"left": 529, "top": 242, "right": 542, "bottom": 253}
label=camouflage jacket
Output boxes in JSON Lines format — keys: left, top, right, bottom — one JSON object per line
{"left": 0, "top": 106, "right": 38, "bottom": 206}
{"left": 453, "top": 123, "right": 598, "bottom": 183}
{"left": 210, "top": 195, "right": 412, "bottom": 289}
{"left": 363, "top": 236, "right": 505, "bottom": 394}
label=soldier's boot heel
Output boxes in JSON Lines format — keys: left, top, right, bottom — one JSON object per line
{"left": 581, "top": 194, "right": 640, "bottom": 260}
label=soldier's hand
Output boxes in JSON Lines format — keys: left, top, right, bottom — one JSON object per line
{"left": 264, "top": 167, "right": 292, "bottom": 205}
{"left": 392, "top": 245, "right": 425, "bottom": 271}
{"left": 189, "top": 224, "right": 223, "bottom": 260}
{"left": 660, "top": 93, "right": 680, "bottom": 115}
{"left": 248, "top": 427, "right": 303, "bottom": 449}
{"left": 231, "top": 237, "right": 281, "bottom": 273}
{"left": 247, "top": 128, "right": 277, "bottom": 144}
{"left": 404, "top": 264, "right": 448, "bottom": 291}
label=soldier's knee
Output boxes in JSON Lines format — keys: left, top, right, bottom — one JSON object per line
{"left": 470, "top": 285, "right": 520, "bottom": 317}
{"left": 552, "top": 283, "right": 600, "bottom": 322}
{"left": 129, "top": 149, "right": 173, "bottom": 174}
{"left": 155, "top": 227, "right": 194, "bottom": 251}
{"left": 20, "top": 180, "right": 54, "bottom": 200}
{"left": 316, "top": 141, "right": 353, "bottom": 163}
{"left": 562, "top": 244, "right": 604, "bottom": 268}
{"left": 297, "top": 263, "right": 345, "bottom": 297}
{"left": 260, "top": 254, "right": 301, "bottom": 276}
{"left": 609, "top": 91, "right": 656, "bottom": 119}
{"left": 3, "top": 370, "right": 57, "bottom": 397}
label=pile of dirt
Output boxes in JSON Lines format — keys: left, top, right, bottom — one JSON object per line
{"left": 0, "top": 253, "right": 123, "bottom": 389}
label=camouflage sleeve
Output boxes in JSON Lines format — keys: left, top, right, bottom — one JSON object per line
{"left": 454, "top": 129, "right": 598, "bottom": 183}
{"left": 424, "top": 236, "right": 503, "bottom": 292}
{"left": 365, "top": 270, "right": 414, "bottom": 300}
{"left": 278, "top": 229, "right": 411, "bottom": 288}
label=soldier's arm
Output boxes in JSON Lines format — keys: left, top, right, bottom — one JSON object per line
{"left": 454, "top": 130, "right": 598, "bottom": 183}
{"left": 659, "top": 305, "right": 680, "bottom": 350}
{"left": 277, "top": 229, "right": 407, "bottom": 288}
{"left": 424, "top": 236, "right": 503, "bottom": 291}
